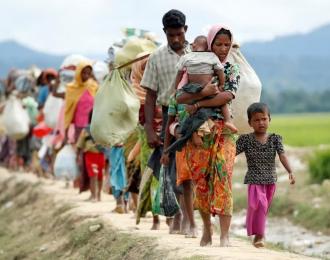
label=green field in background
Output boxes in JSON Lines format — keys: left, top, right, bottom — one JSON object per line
{"left": 268, "top": 113, "right": 330, "bottom": 147}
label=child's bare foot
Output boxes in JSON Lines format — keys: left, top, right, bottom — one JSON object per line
{"left": 200, "top": 227, "right": 212, "bottom": 246}
{"left": 253, "top": 235, "right": 265, "bottom": 248}
{"left": 192, "top": 132, "right": 203, "bottom": 147}
{"left": 224, "top": 121, "right": 238, "bottom": 133}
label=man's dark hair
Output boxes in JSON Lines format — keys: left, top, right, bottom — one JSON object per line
{"left": 162, "top": 9, "right": 186, "bottom": 29}
{"left": 247, "top": 102, "right": 271, "bottom": 122}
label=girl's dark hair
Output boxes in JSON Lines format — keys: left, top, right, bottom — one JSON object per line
{"left": 162, "top": 9, "right": 186, "bottom": 29}
{"left": 247, "top": 102, "right": 271, "bottom": 122}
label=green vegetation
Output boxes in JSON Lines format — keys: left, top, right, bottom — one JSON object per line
{"left": 0, "top": 177, "right": 169, "bottom": 260}
{"left": 262, "top": 89, "right": 330, "bottom": 114}
{"left": 269, "top": 113, "right": 330, "bottom": 147}
{"left": 309, "top": 149, "right": 330, "bottom": 183}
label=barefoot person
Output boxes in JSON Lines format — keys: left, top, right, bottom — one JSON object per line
{"left": 140, "top": 9, "right": 191, "bottom": 232}
{"left": 236, "top": 102, "right": 295, "bottom": 247}
{"left": 177, "top": 25, "right": 240, "bottom": 247}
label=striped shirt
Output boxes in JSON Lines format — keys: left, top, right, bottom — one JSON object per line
{"left": 141, "top": 44, "right": 191, "bottom": 106}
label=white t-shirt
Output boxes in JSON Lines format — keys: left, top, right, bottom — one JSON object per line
{"left": 176, "top": 52, "right": 223, "bottom": 74}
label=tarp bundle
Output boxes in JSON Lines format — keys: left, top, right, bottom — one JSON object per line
{"left": 91, "top": 38, "right": 157, "bottom": 146}
{"left": 90, "top": 69, "right": 140, "bottom": 146}
{"left": 228, "top": 44, "right": 262, "bottom": 134}
{"left": 114, "top": 38, "right": 157, "bottom": 68}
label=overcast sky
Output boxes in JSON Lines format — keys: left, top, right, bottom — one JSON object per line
{"left": 1, "top": 0, "right": 330, "bottom": 55}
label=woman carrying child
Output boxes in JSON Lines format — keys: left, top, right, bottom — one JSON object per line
{"left": 176, "top": 25, "right": 240, "bottom": 247}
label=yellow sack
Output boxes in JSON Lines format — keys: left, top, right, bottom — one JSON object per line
{"left": 114, "top": 38, "right": 157, "bottom": 68}
{"left": 91, "top": 69, "right": 140, "bottom": 146}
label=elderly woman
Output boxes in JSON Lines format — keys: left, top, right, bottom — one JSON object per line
{"left": 177, "top": 25, "right": 240, "bottom": 247}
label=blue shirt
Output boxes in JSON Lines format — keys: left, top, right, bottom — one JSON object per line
{"left": 37, "top": 85, "right": 49, "bottom": 106}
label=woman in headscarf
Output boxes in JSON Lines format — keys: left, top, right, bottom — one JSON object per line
{"left": 64, "top": 61, "right": 98, "bottom": 142}
{"left": 64, "top": 61, "right": 98, "bottom": 192}
{"left": 177, "top": 25, "right": 240, "bottom": 247}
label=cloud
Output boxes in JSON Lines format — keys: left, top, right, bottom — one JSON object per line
{"left": 1, "top": 0, "right": 330, "bottom": 54}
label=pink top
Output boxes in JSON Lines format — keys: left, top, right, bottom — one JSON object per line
{"left": 73, "top": 90, "right": 94, "bottom": 128}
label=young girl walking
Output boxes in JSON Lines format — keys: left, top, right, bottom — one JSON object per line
{"left": 76, "top": 111, "right": 106, "bottom": 201}
{"left": 236, "top": 102, "right": 295, "bottom": 248}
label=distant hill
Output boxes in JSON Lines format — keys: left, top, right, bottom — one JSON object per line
{"left": 1, "top": 24, "right": 330, "bottom": 93}
{"left": 0, "top": 40, "right": 64, "bottom": 77}
{"left": 241, "top": 24, "right": 330, "bottom": 92}
{"left": 242, "top": 24, "right": 330, "bottom": 57}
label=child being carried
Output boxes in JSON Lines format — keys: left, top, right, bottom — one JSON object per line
{"left": 166, "top": 35, "right": 237, "bottom": 152}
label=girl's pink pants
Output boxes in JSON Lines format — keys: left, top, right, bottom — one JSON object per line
{"left": 246, "top": 184, "right": 276, "bottom": 236}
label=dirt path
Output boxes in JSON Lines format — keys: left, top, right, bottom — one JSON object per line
{"left": 0, "top": 168, "right": 319, "bottom": 260}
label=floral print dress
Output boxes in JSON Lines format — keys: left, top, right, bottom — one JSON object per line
{"left": 182, "top": 61, "right": 240, "bottom": 216}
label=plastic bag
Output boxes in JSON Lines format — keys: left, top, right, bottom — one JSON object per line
{"left": 33, "top": 121, "right": 52, "bottom": 138}
{"left": 159, "top": 165, "right": 180, "bottom": 217}
{"left": 54, "top": 144, "right": 78, "bottom": 180}
{"left": 22, "top": 96, "right": 38, "bottom": 126}
{"left": 3, "top": 95, "right": 30, "bottom": 140}
{"left": 93, "top": 61, "right": 108, "bottom": 84}
{"left": 91, "top": 69, "right": 140, "bottom": 146}
{"left": 228, "top": 45, "right": 262, "bottom": 134}
{"left": 43, "top": 95, "right": 63, "bottom": 128}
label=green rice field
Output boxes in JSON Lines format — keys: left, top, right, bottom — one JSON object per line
{"left": 268, "top": 113, "right": 330, "bottom": 147}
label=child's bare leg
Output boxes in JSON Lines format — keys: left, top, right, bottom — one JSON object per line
{"left": 89, "top": 177, "right": 96, "bottom": 200}
{"left": 222, "top": 104, "right": 237, "bottom": 133}
{"left": 192, "top": 132, "right": 203, "bottom": 147}
{"left": 97, "top": 177, "right": 103, "bottom": 201}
